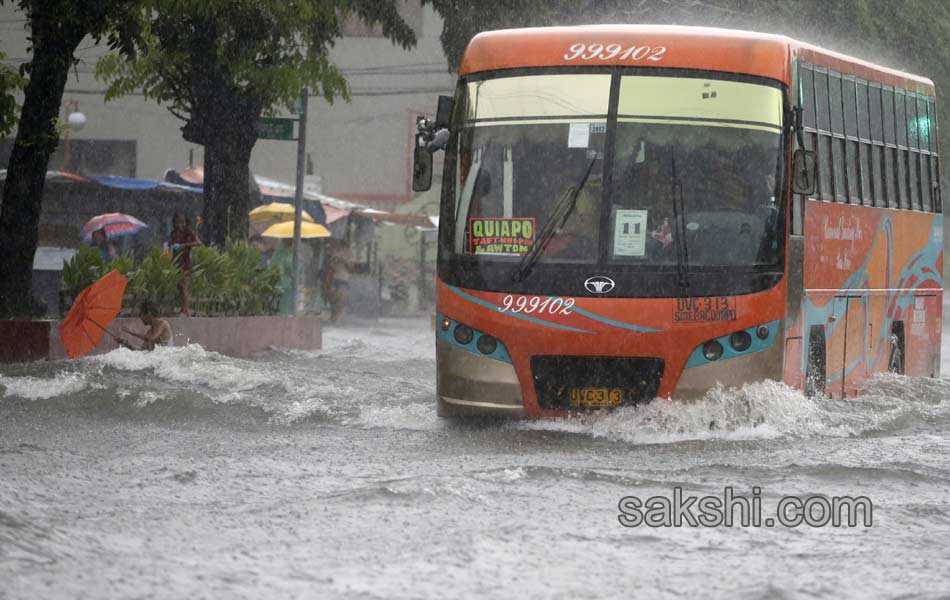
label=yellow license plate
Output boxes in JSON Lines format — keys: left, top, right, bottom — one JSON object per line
{"left": 569, "top": 387, "right": 623, "bottom": 408}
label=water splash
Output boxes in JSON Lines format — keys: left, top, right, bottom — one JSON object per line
{"left": 0, "top": 372, "right": 91, "bottom": 400}
{"left": 519, "top": 377, "right": 950, "bottom": 445}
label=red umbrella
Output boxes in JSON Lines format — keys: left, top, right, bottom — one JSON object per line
{"left": 80, "top": 213, "right": 147, "bottom": 241}
{"left": 59, "top": 270, "right": 128, "bottom": 359}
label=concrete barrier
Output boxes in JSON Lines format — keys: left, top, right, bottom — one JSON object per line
{"left": 0, "top": 320, "right": 52, "bottom": 362}
{"left": 1, "top": 315, "right": 321, "bottom": 362}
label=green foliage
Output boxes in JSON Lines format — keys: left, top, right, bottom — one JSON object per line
{"left": 189, "top": 240, "right": 280, "bottom": 315}
{"left": 106, "top": 254, "right": 136, "bottom": 277}
{"left": 0, "top": 50, "right": 24, "bottom": 138}
{"left": 59, "top": 241, "right": 280, "bottom": 316}
{"left": 61, "top": 245, "right": 106, "bottom": 296}
{"left": 125, "top": 247, "right": 181, "bottom": 312}
{"left": 97, "top": 1, "right": 417, "bottom": 116}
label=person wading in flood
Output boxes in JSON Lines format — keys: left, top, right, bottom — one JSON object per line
{"left": 118, "top": 301, "right": 173, "bottom": 351}
{"left": 169, "top": 213, "right": 202, "bottom": 316}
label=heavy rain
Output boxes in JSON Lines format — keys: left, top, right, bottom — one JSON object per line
{"left": 2, "top": 2, "right": 950, "bottom": 598}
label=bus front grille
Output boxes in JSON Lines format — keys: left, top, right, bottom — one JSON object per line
{"left": 530, "top": 356, "right": 664, "bottom": 410}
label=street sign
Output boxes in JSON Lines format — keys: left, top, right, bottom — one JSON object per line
{"left": 257, "top": 117, "right": 297, "bottom": 141}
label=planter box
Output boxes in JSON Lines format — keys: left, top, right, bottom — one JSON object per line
{"left": 0, "top": 315, "right": 321, "bottom": 363}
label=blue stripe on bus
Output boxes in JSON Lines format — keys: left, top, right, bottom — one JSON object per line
{"left": 566, "top": 303, "right": 661, "bottom": 333}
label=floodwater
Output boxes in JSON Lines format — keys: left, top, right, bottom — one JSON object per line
{"left": 2, "top": 316, "right": 950, "bottom": 599}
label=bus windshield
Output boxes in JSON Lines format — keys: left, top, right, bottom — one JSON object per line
{"left": 440, "top": 69, "right": 787, "bottom": 297}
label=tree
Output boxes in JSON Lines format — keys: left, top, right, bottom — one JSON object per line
{"left": 0, "top": 0, "right": 140, "bottom": 316}
{"left": 0, "top": 50, "right": 25, "bottom": 138}
{"left": 97, "top": 0, "right": 417, "bottom": 246}
{"left": 426, "top": 0, "right": 950, "bottom": 176}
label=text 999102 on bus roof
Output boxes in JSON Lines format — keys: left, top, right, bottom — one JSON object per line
{"left": 412, "top": 24, "right": 942, "bottom": 418}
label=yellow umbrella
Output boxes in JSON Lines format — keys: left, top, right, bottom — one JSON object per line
{"left": 261, "top": 220, "right": 331, "bottom": 239}
{"left": 249, "top": 202, "right": 314, "bottom": 224}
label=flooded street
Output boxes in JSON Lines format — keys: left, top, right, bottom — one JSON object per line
{"left": 3, "top": 318, "right": 950, "bottom": 599}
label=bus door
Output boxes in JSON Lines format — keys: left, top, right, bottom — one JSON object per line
{"left": 826, "top": 295, "right": 866, "bottom": 398}
{"left": 841, "top": 295, "right": 868, "bottom": 397}
{"left": 906, "top": 294, "right": 941, "bottom": 377}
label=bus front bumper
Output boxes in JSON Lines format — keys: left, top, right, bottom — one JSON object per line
{"left": 436, "top": 339, "right": 525, "bottom": 417}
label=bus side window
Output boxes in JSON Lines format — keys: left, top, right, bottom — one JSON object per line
{"left": 933, "top": 156, "right": 942, "bottom": 213}
{"left": 800, "top": 67, "right": 816, "bottom": 129}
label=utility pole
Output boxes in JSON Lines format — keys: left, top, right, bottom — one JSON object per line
{"left": 291, "top": 87, "right": 309, "bottom": 316}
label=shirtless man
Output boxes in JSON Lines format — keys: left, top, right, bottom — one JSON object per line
{"left": 119, "top": 301, "right": 173, "bottom": 350}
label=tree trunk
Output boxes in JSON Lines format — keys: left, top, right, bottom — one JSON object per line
{"left": 180, "top": 55, "right": 261, "bottom": 247}
{"left": 202, "top": 130, "right": 257, "bottom": 246}
{"left": 0, "top": 17, "right": 80, "bottom": 316}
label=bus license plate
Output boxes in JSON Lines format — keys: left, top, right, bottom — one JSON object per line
{"left": 569, "top": 387, "right": 623, "bottom": 408}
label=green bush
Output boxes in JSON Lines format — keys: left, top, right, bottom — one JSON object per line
{"left": 126, "top": 248, "right": 181, "bottom": 313}
{"left": 61, "top": 242, "right": 279, "bottom": 316}
{"left": 62, "top": 245, "right": 105, "bottom": 296}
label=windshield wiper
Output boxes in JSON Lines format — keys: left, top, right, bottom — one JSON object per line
{"left": 671, "top": 155, "right": 690, "bottom": 288}
{"left": 512, "top": 156, "right": 598, "bottom": 282}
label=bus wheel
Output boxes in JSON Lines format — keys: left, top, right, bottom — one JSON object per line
{"left": 805, "top": 325, "right": 826, "bottom": 397}
{"left": 888, "top": 321, "right": 905, "bottom": 374}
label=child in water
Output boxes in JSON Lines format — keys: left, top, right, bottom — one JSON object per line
{"left": 118, "top": 301, "right": 173, "bottom": 351}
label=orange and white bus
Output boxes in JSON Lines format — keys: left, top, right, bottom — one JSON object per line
{"left": 412, "top": 25, "right": 942, "bottom": 417}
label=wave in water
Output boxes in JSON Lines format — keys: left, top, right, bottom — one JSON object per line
{"left": 3, "top": 340, "right": 949, "bottom": 444}
{"left": 0, "top": 372, "right": 94, "bottom": 400}
{"left": 518, "top": 375, "right": 950, "bottom": 444}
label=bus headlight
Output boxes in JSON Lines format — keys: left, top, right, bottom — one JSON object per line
{"left": 476, "top": 334, "right": 498, "bottom": 355}
{"left": 454, "top": 324, "right": 474, "bottom": 345}
{"left": 437, "top": 314, "right": 512, "bottom": 365}
{"left": 702, "top": 341, "right": 724, "bottom": 361}
{"left": 756, "top": 324, "right": 770, "bottom": 340}
{"left": 730, "top": 330, "right": 752, "bottom": 352}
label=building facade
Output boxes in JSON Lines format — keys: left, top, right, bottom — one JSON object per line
{"left": 0, "top": 1, "right": 454, "bottom": 210}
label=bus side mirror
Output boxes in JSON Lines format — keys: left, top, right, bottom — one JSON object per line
{"left": 435, "top": 95, "right": 454, "bottom": 129}
{"left": 791, "top": 149, "right": 817, "bottom": 196}
{"left": 412, "top": 134, "right": 433, "bottom": 192}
